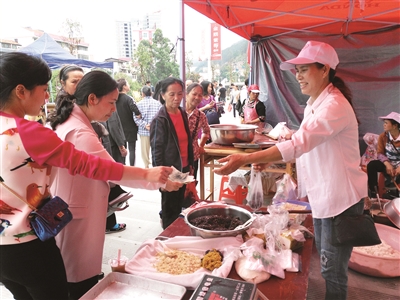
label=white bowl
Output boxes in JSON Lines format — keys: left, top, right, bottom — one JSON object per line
{"left": 348, "top": 223, "right": 400, "bottom": 277}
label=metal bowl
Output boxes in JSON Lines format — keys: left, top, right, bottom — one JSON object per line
{"left": 184, "top": 205, "right": 253, "bottom": 239}
{"left": 209, "top": 124, "right": 257, "bottom": 145}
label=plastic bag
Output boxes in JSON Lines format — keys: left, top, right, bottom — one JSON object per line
{"left": 272, "top": 174, "right": 297, "bottom": 204}
{"left": 247, "top": 167, "right": 264, "bottom": 211}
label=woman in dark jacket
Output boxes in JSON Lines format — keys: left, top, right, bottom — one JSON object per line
{"left": 151, "top": 77, "right": 194, "bottom": 229}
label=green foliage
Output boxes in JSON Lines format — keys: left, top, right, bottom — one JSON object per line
{"left": 132, "top": 29, "right": 179, "bottom": 86}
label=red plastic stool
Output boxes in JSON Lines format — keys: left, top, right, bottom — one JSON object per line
{"left": 218, "top": 176, "right": 248, "bottom": 205}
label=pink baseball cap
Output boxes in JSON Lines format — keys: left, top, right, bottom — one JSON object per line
{"left": 379, "top": 112, "right": 400, "bottom": 123}
{"left": 248, "top": 84, "right": 261, "bottom": 94}
{"left": 280, "top": 41, "right": 339, "bottom": 70}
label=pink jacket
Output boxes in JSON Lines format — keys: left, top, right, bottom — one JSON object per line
{"left": 50, "top": 105, "right": 161, "bottom": 282}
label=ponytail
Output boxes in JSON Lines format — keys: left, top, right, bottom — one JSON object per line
{"left": 47, "top": 91, "right": 75, "bottom": 130}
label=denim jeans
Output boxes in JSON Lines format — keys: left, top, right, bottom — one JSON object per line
{"left": 313, "top": 199, "right": 364, "bottom": 300}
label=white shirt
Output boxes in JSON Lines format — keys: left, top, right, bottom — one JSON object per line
{"left": 277, "top": 84, "right": 367, "bottom": 218}
{"left": 239, "top": 86, "right": 248, "bottom": 103}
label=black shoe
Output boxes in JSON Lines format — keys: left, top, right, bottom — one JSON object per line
{"left": 98, "top": 272, "right": 104, "bottom": 280}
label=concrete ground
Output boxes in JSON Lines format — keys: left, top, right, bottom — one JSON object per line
{"left": 1, "top": 109, "right": 399, "bottom": 299}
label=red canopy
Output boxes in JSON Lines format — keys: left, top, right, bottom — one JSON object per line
{"left": 184, "top": 0, "right": 400, "bottom": 40}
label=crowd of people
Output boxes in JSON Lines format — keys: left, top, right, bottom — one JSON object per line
{"left": 0, "top": 40, "right": 397, "bottom": 300}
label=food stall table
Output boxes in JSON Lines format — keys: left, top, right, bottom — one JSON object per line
{"left": 159, "top": 206, "right": 314, "bottom": 300}
{"left": 200, "top": 134, "right": 294, "bottom": 201}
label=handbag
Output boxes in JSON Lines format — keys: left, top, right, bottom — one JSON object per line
{"left": 0, "top": 179, "right": 73, "bottom": 241}
{"left": 331, "top": 214, "right": 381, "bottom": 247}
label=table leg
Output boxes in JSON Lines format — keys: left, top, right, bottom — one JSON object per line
{"left": 210, "top": 160, "right": 214, "bottom": 201}
{"left": 200, "top": 154, "right": 205, "bottom": 200}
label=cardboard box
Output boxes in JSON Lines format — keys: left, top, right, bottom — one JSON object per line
{"left": 190, "top": 274, "right": 257, "bottom": 300}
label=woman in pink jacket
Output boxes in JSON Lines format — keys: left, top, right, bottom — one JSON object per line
{"left": 0, "top": 52, "right": 176, "bottom": 300}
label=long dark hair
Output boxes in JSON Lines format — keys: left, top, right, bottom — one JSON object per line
{"left": 153, "top": 77, "right": 184, "bottom": 105}
{"left": 48, "top": 71, "right": 117, "bottom": 130}
{"left": 200, "top": 80, "right": 211, "bottom": 97}
{"left": 315, "top": 62, "right": 359, "bottom": 123}
{"left": 0, "top": 52, "right": 51, "bottom": 109}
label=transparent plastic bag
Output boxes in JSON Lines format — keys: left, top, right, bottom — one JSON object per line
{"left": 247, "top": 167, "right": 263, "bottom": 211}
{"left": 272, "top": 174, "right": 297, "bottom": 204}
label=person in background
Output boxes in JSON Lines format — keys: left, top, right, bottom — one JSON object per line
{"left": 215, "top": 41, "right": 367, "bottom": 300}
{"left": 197, "top": 80, "right": 219, "bottom": 126}
{"left": 367, "top": 112, "right": 400, "bottom": 198}
{"left": 48, "top": 71, "right": 182, "bottom": 299}
{"left": 240, "top": 84, "right": 266, "bottom": 130}
{"left": 105, "top": 111, "right": 127, "bottom": 164}
{"left": 212, "top": 80, "right": 218, "bottom": 100}
{"left": 58, "top": 65, "right": 84, "bottom": 100}
{"left": 228, "top": 84, "right": 239, "bottom": 118}
{"left": 116, "top": 79, "right": 141, "bottom": 166}
{"left": 0, "top": 52, "right": 173, "bottom": 300}
{"left": 150, "top": 77, "right": 194, "bottom": 229}
{"left": 237, "top": 77, "right": 249, "bottom": 115}
{"left": 135, "top": 86, "right": 162, "bottom": 168}
{"left": 146, "top": 80, "right": 155, "bottom": 95}
{"left": 217, "top": 83, "right": 226, "bottom": 115}
{"left": 185, "top": 79, "right": 193, "bottom": 89}
{"left": 185, "top": 83, "right": 210, "bottom": 179}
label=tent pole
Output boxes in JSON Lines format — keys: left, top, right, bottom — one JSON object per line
{"left": 179, "top": 0, "right": 186, "bottom": 107}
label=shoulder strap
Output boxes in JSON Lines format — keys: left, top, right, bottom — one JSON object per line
{"left": 0, "top": 176, "right": 36, "bottom": 210}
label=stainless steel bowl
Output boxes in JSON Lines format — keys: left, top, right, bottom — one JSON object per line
{"left": 184, "top": 205, "right": 253, "bottom": 238}
{"left": 209, "top": 124, "right": 257, "bottom": 145}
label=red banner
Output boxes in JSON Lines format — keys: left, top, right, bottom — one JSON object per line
{"left": 210, "top": 23, "right": 221, "bottom": 61}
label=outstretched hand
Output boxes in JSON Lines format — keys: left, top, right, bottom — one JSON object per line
{"left": 145, "top": 166, "right": 172, "bottom": 184}
{"left": 213, "top": 153, "right": 247, "bottom": 175}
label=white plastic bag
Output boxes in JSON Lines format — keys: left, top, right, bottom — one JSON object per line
{"left": 247, "top": 167, "right": 264, "bottom": 211}
{"left": 272, "top": 174, "right": 297, "bottom": 204}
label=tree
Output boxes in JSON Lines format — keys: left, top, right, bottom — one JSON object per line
{"left": 61, "top": 18, "right": 83, "bottom": 57}
{"left": 132, "top": 29, "right": 179, "bottom": 86}
{"left": 151, "top": 29, "right": 179, "bottom": 83}
{"left": 133, "top": 40, "right": 154, "bottom": 85}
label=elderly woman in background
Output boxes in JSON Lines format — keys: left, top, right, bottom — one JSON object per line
{"left": 185, "top": 83, "right": 210, "bottom": 179}
{"left": 151, "top": 77, "right": 194, "bottom": 229}
{"left": 367, "top": 112, "right": 400, "bottom": 198}
{"left": 48, "top": 71, "right": 181, "bottom": 299}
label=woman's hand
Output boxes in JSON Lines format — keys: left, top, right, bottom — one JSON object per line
{"left": 163, "top": 179, "right": 183, "bottom": 192}
{"left": 395, "top": 165, "right": 400, "bottom": 176}
{"left": 119, "top": 146, "right": 128, "bottom": 157}
{"left": 384, "top": 161, "right": 395, "bottom": 176}
{"left": 144, "top": 166, "right": 172, "bottom": 184}
{"left": 214, "top": 154, "right": 247, "bottom": 175}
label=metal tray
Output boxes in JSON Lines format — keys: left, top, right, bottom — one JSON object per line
{"left": 232, "top": 143, "right": 260, "bottom": 149}
{"left": 80, "top": 272, "right": 186, "bottom": 299}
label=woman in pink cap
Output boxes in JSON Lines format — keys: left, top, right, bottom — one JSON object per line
{"left": 240, "top": 84, "right": 265, "bottom": 130}
{"left": 367, "top": 112, "right": 400, "bottom": 198}
{"left": 215, "top": 41, "right": 367, "bottom": 300}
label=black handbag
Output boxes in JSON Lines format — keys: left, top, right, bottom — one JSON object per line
{"left": 0, "top": 178, "right": 72, "bottom": 241}
{"left": 331, "top": 214, "right": 381, "bottom": 247}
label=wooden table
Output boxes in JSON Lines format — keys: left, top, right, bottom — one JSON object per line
{"left": 159, "top": 207, "right": 314, "bottom": 300}
{"left": 200, "top": 135, "right": 294, "bottom": 200}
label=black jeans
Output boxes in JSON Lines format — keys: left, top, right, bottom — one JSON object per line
{"left": 0, "top": 238, "right": 68, "bottom": 300}
{"left": 160, "top": 165, "right": 190, "bottom": 229}
{"left": 367, "top": 160, "right": 387, "bottom": 192}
